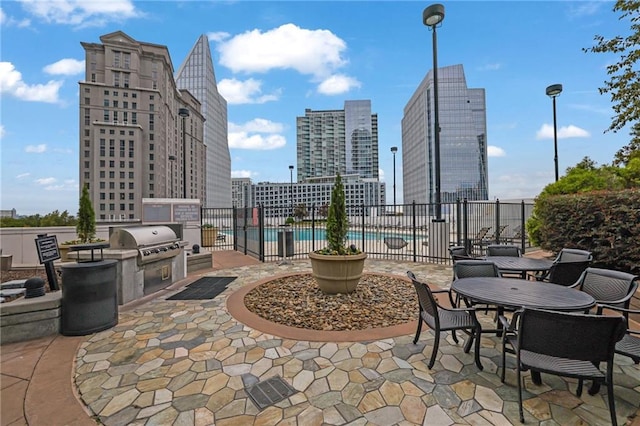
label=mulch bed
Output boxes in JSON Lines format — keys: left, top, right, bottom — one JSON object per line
{"left": 243, "top": 273, "right": 419, "bottom": 331}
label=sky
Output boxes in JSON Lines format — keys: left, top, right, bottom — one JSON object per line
{"left": 0, "top": 0, "right": 633, "bottom": 216}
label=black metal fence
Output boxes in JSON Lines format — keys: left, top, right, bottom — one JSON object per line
{"left": 201, "top": 199, "right": 535, "bottom": 264}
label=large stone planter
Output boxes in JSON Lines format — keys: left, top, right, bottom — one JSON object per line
{"left": 309, "top": 251, "right": 367, "bottom": 294}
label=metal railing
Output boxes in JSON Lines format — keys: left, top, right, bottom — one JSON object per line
{"left": 201, "top": 199, "right": 535, "bottom": 264}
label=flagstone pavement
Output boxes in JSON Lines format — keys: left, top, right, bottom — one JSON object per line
{"left": 2, "top": 251, "right": 640, "bottom": 425}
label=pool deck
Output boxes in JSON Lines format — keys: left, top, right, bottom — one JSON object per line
{"left": 2, "top": 250, "right": 640, "bottom": 425}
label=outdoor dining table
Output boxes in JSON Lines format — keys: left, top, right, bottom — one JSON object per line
{"left": 451, "top": 276, "right": 595, "bottom": 312}
{"left": 485, "top": 255, "right": 554, "bottom": 278}
{"left": 452, "top": 276, "right": 596, "bottom": 385}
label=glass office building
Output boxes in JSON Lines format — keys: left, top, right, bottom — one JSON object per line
{"left": 176, "top": 35, "right": 232, "bottom": 208}
{"left": 402, "top": 64, "right": 488, "bottom": 205}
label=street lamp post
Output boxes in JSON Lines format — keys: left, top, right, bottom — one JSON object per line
{"left": 545, "top": 84, "right": 563, "bottom": 182}
{"left": 423, "top": 3, "right": 445, "bottom": 221}
{"left": 168, "top": 155, "right": 176, "bottom": 198}
{"left": 289, "top": 165, "right": 294, "bottom": 216}
{"left": 390, "top": 146, "right": 398, "bottom": 212}
{"left": 178, "top": 108, "right": 190, "bottom": 198}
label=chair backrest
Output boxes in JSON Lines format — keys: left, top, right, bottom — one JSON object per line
{"left": 453, "top": 260, "right": 501, "bottom": 279}
{"left": 556, "top": 248, "right": 593, "bottom": 263}
{"left": 546, "top": 260, "right": 592, "bottom": 286}
{"left": 474, "top": 227, "right": 491, "bottom": 240}
{"left": 486, "top": 244, "right": 521, "bottom": 257}
{"left": 384, "top": 237, "right": 408, "bottom": 250}
{"left": 449, "top": 245, "right": 473, "bottom": 261}
{"left": 518, "top": 308, "right": 626, "bottom": 363}
{"left": 490, "top": 225, "right": 509, "bottom": 241}
{"left": 407, "top": 271, "right": 439, "bottom": 327}
{"left": 575, "top": 267, "right": 639, "bottom": 308}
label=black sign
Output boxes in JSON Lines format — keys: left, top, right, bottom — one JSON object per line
{"left": 35, "top": 235, "right": 61, "bottom": 263}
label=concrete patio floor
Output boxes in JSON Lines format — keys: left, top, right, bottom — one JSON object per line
{"left": 2, "top": 250, "right": 640, "bottom": 425}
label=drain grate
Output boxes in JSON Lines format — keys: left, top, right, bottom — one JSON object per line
{"left": 246, "top": 376, "right": 297, "bottom": 410}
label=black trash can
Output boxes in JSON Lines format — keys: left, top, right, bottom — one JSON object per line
{"left": 278, "top": 227, "right": 294, "bottom": 258}
{"left": 61, "top": 259, "right": 118, "bottom": 336}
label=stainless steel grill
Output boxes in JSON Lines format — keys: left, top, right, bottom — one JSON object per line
{"left": 109, "top": 225, "right": 180, "bottom": 265}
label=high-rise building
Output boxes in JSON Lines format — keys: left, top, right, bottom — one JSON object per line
{"left": 176, "top": 35, "right": 232, "bottom": 208}
{"left": 402, "top": 64, "right": 488, "bottom": 205}
{"left": 296, "top": 100, "right": 379, "bottom": 181}
{"left": 79, "top": 31, "right": 205, "bottom": 221}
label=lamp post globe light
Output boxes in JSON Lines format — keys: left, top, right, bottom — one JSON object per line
{"left": 423, "top": 3, "right": 444, "bottom": 221}
{"left": 178, "top": 108, "right": 190, "bottom": 198}
{"left": 390, "top": 146, "right": 398, "bottom": 212}
{"left": 545, "top": 84, "right": 563, "bottom": 182}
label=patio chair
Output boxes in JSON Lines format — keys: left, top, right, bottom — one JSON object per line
{"left": 406, "top": 271, "right": 483, "bottom": 370}
{"left": 504, "top": 225, "right": 528, "bottom": 245}
{"left": 448, "top": 245, "right": 475, "bottom": 261}
{"left": 597, "top": 304, "right": 640, "bottom": 364}
{"left": 384, "top": 237, "right": 408, "bottom": 255}
{"left": 499, "top": 308, "right": 626, "bottom": 425}
{"left": 469, "top": 226, "right": 492, "bottom": 255}
{"left": 486, "top": 244, "right": 521, "bottom": 257}
{"left": 530, "top": 248, "right": 592, "bottom": 282}
{"left": 568, "top": 268, "right": 638, "bottom": 313}
{"left": 452, "top": 260, "right": 501, "bottom": 309}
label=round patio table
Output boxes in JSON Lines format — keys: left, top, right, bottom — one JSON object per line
{"left": 451, "top": 277, "right": 595, "bottom": 311}
{"left": 485, "top": 256, "right": 553, "bottom": 277}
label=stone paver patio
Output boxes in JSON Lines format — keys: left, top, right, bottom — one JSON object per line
{"left": 74, "top": 259, "right": 640, "bottom": 425}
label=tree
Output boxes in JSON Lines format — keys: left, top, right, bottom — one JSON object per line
{"left": 613, "top": 121, "right": 640, "bottom": 166}
{"left": 293, "top": 203, "right": 308, "bottom": 221}
{"left": 76, "top": 184, "right": 96, "bottom": 243}
{"left": 584, "top": 0, "right": 640, "bottom": 133}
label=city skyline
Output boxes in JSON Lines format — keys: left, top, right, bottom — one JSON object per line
{"left": 1, "top": 1, "right": 632, "bottom": 215}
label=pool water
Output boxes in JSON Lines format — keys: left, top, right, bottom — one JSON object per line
{"left": 247, "top": 227, "right": 422, "bottom": 242}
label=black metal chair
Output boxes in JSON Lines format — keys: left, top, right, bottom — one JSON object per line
{"left": 453, "top": 260, "right": 502, "bottom": 308}
{"left": 568, "top": 268, "right": 638, "bottom": 313}
{"left": 597, "top": 304, "right": 640, "bottom": 364}
{"left": 499, "top": 308, "right": 626, "bottom": 425}
{"left": 531, "top": 248, "right": 592, "bottom": 283}
{"left": 486, "top": 244, "right": 521, "bottom": 257}
{"left": 406, "top": 271, "right": 483, "bottom": 370}
{"left": 448, "top": 245, "right": 475, "bottom": 261}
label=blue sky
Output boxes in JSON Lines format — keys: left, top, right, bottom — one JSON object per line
{"left": 0, "top": 0, "right": 632, "bottom": 216}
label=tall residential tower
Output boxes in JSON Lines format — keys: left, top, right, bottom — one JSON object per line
{"left": 175, "top": 35, "right": 232, "bottom": 208}
{"left": 402, "top": 64, "right": 488, "bottom": 205}
{"left": 296, "top": 100, "right": 379, "bottom": 181}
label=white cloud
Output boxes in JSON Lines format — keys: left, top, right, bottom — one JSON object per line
{"left": 35, "top": 177, "right": 56, "bottom": 185}
{"left": 478, "top": 63, "right": 502, "bottom": 71}
{"left": 1, "top": 7, "right": 31, "bottom": 27}
{"left": 229, "top": 118, "right": 284, "bottom": 134}
{"left": 43, "top": 58, "right": 85, "bottom": 75}
{"left": 488, "top": 146, "right": 506, "bottom": 157}
{"left": 16, "top": 172, "right": 30, "bottom": 179}
{"left": 379, "top": 169, "right": 385, "bottom": 182}
{"left": 25, "top": 144, "right": 47, "bottom": 153}
{"left": 207, "top": 31, "right": 230, "bottom": 43}
{"left": 317, "top": 74, "right": 361, "bottom": 95}
{"left": 231, "top": 170, "right": 255, "bottom": 178}
{"left": 0, "top": 124, "right": 4, "bottom": 139}
{"left": 569, "top": 103, "right": 611, "bottom": 115}
{"left": 536, "top": 123, "right": 590, "bottom": 139}
{"left": 217, "top": 78, "right": 280, "bottom": 104}
{"left": 228, "top": 118, "right": 287, "bottom": 150}
{"left": 19, "top": 0, "right": 141, "bottom": 27}
{"left": 229, "top": 132, "right": 286, "bottom": 150}
{"left": 0, "top": 62, "right": 62, "bottom": 103}
{"left": 216, "top": 23, "right": 358, "bottom": 94}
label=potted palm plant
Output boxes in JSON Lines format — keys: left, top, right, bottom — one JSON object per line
{"left": 309, "top": 173, "right": 367, "bottom": 294}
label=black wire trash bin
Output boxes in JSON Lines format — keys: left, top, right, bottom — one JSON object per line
{"left": 60, "top": 243, "right": 118, "bottom": 336}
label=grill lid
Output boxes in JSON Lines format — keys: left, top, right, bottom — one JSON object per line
{"left": 109, "top": 225, "right": 178, "bottom": 249}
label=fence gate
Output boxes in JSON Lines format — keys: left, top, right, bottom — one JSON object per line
{"left": 234, "top": 206, "right": 263, "bottom": 261}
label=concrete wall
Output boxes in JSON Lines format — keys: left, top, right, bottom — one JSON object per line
{"left": 0, "top": 224, "right": 202, "bottom": 267}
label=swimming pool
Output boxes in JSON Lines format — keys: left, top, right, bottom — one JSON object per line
{"left": 248, "top": 227, "right": 424, "bottom": 242}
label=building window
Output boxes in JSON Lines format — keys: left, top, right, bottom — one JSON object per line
{"left": 91, "top": 73, "right": 96, "bottom": 82}
{"left": 103, "top": 110, "right": 109, "bottom": 121}
{"left": 129, "top": 183, "right": 134, "bottom": 190}
{"left": 113, "top": 50, "right": 120, "bottom": 68}
{"left": 129, "top": 204, "right": 134, "bottom": 211}
{"left": 120, "top": 204, "right": 125, "bottom": 211}
{"left": 84, "top": 161, "right": 90, "bottom": 168}
{"left": 100, "top": 204, "right": 105, "bottom": 211}
{"left": 84, "top": 171, "right": 90, "bottom": 179}
{"left": 109, "top": 193, "right": 115, "bottom": 200}
{"left": 100, "top": 193, "right": 105, "bottom": 200}
{"left": 123, "top": 73, "right": 129, "bottom": 88}
{"left": 84, "top": 108, "right": 90, "bottom": 126}
{"left": 84, "top": 129, "right": 90, "bottom": 137}
{"left": 100, "top": 160, "right": 105, "bottom": 167}
{"left": 85, "top": 88, "right": 90, "bottom": 93}
{"left": 84, "top": 97, "right": 90, "bottom": 105}
{"left": 123, "top": 52, "right": 130, "bottom": 69}
{"left": 113, "top": 72, "right": 120, "bottom": 87}
{"left": 113, "top": 100, "right": 118, "bottom": 108}
{"left": 109, "top": 171, "right": 115, "bottom": 179}
{"left": 100, "top": 171, "right": 105, "bottom": 178}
